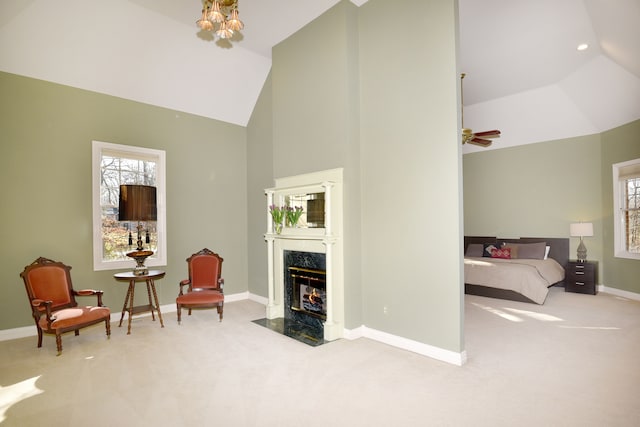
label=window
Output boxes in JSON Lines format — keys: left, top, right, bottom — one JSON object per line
{"left": 92, "top": 141, "right": 166, "bottom": 271}
{"left": 613, "top": 158, "right": 640, "bottom": 260}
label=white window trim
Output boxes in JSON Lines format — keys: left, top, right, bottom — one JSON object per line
{"left": 92, "top": 140, "right": 167, "bottom": 271}
{"left": 612, "top": 158, "right": 640, "bottom": 260}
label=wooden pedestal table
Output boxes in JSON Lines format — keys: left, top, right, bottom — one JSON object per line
{"left": 114, "top": 270, "right": 166, "bottom": 334}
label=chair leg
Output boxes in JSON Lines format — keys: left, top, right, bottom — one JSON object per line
{"left": 177, "top": 304, "right": 182, "bottom": 324}
{"left": 105, "top": 319, "right": 111, "bottom": 338}
{"left": 75, "top": 330, "right": 80, "bottom": 336}
{"left": 36, "top": 327, "right": 43, "bottom": 348}
{"left": 55, "top": 333, "right": 63, "bottom": 356}
{"left": 218, "top": 303, "right": 223, "bottom": 322}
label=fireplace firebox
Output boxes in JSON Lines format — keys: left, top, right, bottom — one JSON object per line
{"left": 289, "top": 267, "right": 326, "bottom": 320}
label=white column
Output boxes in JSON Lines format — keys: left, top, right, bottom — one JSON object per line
{"left": 266, "top": 191, "right": 274, "bottom": 234}
{"left": 323, "top": 241, "right": 333, "bottom": 325}
{"left": 265, "top": 190, "right": 277, "bottom": 318}
{"left": 322, "top": 181, "right": 334, "bottom": 235}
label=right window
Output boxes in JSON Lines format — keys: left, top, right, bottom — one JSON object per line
{"left": 613, "top": 158, "right": 640, "bottom": 260}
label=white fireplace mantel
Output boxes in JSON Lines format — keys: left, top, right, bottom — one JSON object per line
{"left": 264, "top": 168, "right": 344, "bottom": 341}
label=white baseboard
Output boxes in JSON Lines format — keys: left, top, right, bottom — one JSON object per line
{"left": 599, "top": 285, "right": 640, "bottom": 301}
{"left": 248, "top": 293, "right": 268, "bottom": 305}
{"left": 0, "top": 290, "right": 477, "bottom": 366}
{"left": 0, "top": 325, "right": 37, "bottom": 341}
{"left": 0, "top": 291, "right": 251, "bottom": 342}
{"left": 343, "top": 325, "right": 467, "bottom": 366}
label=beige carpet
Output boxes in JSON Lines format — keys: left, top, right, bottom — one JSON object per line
{"left": 1, "top": 287, "right": 639, "bottom": 426}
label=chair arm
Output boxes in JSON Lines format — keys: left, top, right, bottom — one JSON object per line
{"left": 74, "top": 289, "right": 105, "bottom": 307}
{"left": 31, "top": 299, "right": 56, "bottom": 325}
{"left": 178, "top": 279, "right": 191, "bottom": 296}
{"left": 75, "top": 289, "right": 99, "bottom": 296}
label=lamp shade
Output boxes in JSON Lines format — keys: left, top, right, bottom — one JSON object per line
{"left": 118, "top": 185, "right": 157, "bottom": 221}
{"left": 570, "top": 222, "right": 593, "bottom": 237}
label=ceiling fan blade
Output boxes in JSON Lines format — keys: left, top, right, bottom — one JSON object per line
{"left": 474, "top": 130, "right": 501, "bottom": 137}
{"left": 469, "top": 137, "right": 492, "bottom": 147}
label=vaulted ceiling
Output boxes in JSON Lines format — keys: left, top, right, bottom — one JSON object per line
{"left": 1, "top": 0, "right": 638, "bottom": 153}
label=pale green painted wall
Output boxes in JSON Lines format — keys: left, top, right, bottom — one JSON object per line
{"left": 261, "top": 0, "right": 464, "bottom": 352}
{"left": 0, "top": 71, "right": 248, "bottom": 330}
{"left": 464, "top": 122, "right": 640, "bottom": 293}
{"left": 271, "top": 1, "right": 364, "bottom": 329}
{"left": 359, "top": 0, "right": 463, "bottom": 352}
{"left": 600, "top": 119, "right": 640, "bottom": 293}
{"left": 247, "top": 72, "right": 273, "bottom": 297}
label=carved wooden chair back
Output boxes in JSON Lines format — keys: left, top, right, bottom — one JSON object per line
{"left": 177, "top": 248, "right": 224, "bottom": 323}
{"left": 20, "top": 257, "right": 111, "bottom": 355}
{"left": 188, "top": 249, "right": 223, "bottom": 291}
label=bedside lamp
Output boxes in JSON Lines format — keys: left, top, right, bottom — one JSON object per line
{"left": 570, "top": 222, "right": 593, "bottom": 262}
{"left": 119, "top": 185, "right": 157, "bottom": 275}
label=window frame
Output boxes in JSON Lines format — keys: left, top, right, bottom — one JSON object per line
{"left": 92, "top": 140, "right": 167, "bottom": 271}
{"left": 612, "top": 158, "right": 640, "bottom": 260}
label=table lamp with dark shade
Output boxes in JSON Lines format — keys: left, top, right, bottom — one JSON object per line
{"left": 119, "top": 184, "right": 157, "bottom": 275}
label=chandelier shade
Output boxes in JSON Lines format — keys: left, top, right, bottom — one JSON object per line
{"left": 197, "top": 0, "right": 244, "bottom": 41}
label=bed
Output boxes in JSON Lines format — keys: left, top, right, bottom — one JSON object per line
{"left": 464, "top": 236, "right": 569, "bottom": 304}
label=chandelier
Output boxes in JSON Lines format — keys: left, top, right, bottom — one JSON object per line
{"left": 196, "top": 0, "right": 244, "bottom": 40}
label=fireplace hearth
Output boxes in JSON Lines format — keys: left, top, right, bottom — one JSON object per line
{"left": 252, "top": 317, "right": 326, "bottom": 347}
{"left": 254, "top": 251, "right": 328, "bottom": 346}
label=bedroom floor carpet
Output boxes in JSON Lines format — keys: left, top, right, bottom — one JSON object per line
{"left": 1, "top": 287, "right": 638, "bottom": 426}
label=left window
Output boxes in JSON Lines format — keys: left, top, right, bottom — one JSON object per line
{"left": 92, "top": 141, "right": 166, "bottom": 271}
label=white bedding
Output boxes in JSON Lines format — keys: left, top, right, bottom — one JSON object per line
{"left": 464, "top": 257, "right": 565, "bottom": 304}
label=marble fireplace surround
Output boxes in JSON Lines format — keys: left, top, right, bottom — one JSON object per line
{"left": 265, "top": 169, "right": 344, "bottom": 341}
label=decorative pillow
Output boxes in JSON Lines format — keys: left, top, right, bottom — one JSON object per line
{"left": 465, "top": 244, "right": 483, "bottom": 257}
{"left": 517, "top": 242, "right": 547, "bottom": 259}
{"left": 483, "top": 243, "right": 499, "bottom": 257}
{"left": 502, "top": 243, "right": 519, "bottom": 259}
{"left": 491, "top": 247, "right": 511, "bottom": 259}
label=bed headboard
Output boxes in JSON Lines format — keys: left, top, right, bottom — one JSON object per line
{"left": 464, "top": 236, "right": 570, "bottom": 269}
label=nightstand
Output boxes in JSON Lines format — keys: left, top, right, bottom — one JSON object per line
{"left": 565, "top": 260, "right": 598, "bottom": 295}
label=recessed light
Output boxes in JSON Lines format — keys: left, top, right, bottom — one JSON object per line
{"left": 577, "top": 43, "right": 589, "bottom": 51}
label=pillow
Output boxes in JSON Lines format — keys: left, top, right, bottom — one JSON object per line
{"left": 491, "top": 247, "right": 511, "bottom": 259}
{"left": 516, "top": 242, "right": 547, "bottom": 259}
{"left": 502, "top": 243, "right": 519, "bottom": 259}
{"left": 465, "top": 243, "right": 483, "bottom": 257}
{"left": 483, "top": 243, "right": 499, "bottom": 257}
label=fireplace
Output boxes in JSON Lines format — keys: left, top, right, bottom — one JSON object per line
{"left": 263, "top": 168, "right": 344, "bottom": 344}
{"left": 284, "top": 251, "right": 326, "bottom": 339}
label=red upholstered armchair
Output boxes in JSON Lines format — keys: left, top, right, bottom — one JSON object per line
{"left": 20, "top": 257, "right": 111, "bottom": 355}
{"left": 176, "top": 248, "right": 224, "bottom": 323}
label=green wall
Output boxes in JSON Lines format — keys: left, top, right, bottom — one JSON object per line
{"left": 0, "top": 71, "right": 249, "bottom": 330}
{"left": 463, "top": 120, "right": 640, "bottom": 293}
{"left": 600, "top": 119, "right": 640, "bottom": 293}
{"left": 246, "top": 72, "right": 273, "bottom": 298}
{"left": 358, "top": 0, "right": 463, "bottom": 352}
{"left": 258, "top": 0, "right": 464, "bottom": 352}
{"left": 270, "top": 1, "right": 364, "bottom": 330}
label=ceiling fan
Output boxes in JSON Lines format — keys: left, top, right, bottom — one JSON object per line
{"left": 460, "top": 73, "right": 501, "bottom": 147}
